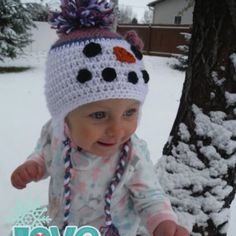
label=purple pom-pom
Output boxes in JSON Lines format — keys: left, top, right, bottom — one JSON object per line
{"left": 49, "top": 0, "right": 114, "bottom": 34}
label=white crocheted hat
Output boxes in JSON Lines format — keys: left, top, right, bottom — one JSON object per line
{"left": 45, "top": 0, "right": 149, "bottom": 140}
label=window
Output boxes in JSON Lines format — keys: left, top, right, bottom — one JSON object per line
{"left": 174, "top": 16, "right": 182, "bottom": 24}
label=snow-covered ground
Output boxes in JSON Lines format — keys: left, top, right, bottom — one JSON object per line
{"left": 0, "top": 53, "right": 235, "bottom": 235}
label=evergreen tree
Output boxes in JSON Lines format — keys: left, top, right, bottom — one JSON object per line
{"left": 141, "top": 9, "right": 153, "bottom": 24}
{"left": 0, "top": 0, "right": 35, "bottom": 61}
{"left": 25, "top": 2, "right": 50, "bottom": 22}
{"left": 131, "top": 17, "right": 138, "bottom": 24}
{"left": 118, "top": 5, "right": 136, "bottom": 24}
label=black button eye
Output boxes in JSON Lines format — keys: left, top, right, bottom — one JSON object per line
{"left": 128, "top": 71, "right": 138, "bottom": 84}
{"left": 77, "top": 69, "right": 92, "bottom": 83}
{"left": 102, "top": 68, "right": 117, "bottom": 82}
{"left": 131, "top": 45, "right": 143, "bottom": 60}
{"left": 83, "top": 42, "right": 102, "bottom": 58}
{"left": 142, "top": 70, "right": 149, "bottom": 83}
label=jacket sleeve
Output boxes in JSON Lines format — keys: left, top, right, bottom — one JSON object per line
{"left": 26, "top": 120, "right": 54, "bottom": 179}
{"left": 126, "top": 135, "right": 178, "bottom": 235}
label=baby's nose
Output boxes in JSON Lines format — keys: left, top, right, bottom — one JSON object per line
{"left": 106, "top": 121, "right": 123, "bottom": 138}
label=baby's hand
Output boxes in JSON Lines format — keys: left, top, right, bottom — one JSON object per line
{"left": 154, "top": 220, "right": 189, "bottom": 236}
{"left": 11, "top": 160, "right": 45, "bottom": 189}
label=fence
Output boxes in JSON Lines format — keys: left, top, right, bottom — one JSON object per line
{"left": 27, "top": 22, "right": 191, "bottom": 57}
{"left": 117, "top": 24, "right": 191, "bottom": 57}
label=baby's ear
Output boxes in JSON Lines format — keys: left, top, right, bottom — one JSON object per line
{"left": 64, "top": 120, "right": 71, "bottom": 137}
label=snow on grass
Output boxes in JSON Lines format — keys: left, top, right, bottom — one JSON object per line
{"left": 0, "top": 52, "right": 236, "bottom": 235}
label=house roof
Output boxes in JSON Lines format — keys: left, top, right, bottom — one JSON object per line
{"left": 147, "top": 0, "right": 166, "bottom": 7}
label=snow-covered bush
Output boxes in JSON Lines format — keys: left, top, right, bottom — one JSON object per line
{"left": 171, "top": 32, "right": 191, "bottom": 71}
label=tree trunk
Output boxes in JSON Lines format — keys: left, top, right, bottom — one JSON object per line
{"left": 157, "top": 1, "right": 236, "bottom": 235}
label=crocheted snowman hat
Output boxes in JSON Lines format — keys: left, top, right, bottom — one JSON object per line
{"left": 45, "top": 0, "right": 149, "bottom": 140}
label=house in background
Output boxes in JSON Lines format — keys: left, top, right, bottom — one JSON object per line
{"left": 148, "top": 0, "right": 194, "bottom": 25}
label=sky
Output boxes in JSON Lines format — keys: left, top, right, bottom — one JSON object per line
{"left": 119, "top": 0, "right": 151, "bottom": 20}
{"left": 21, "top": 0, "right": 152, "bottom": 21}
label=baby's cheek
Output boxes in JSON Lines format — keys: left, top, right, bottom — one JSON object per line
{"left": 127, "top": 124, "right": 137, "bottom": 137}
{"left": 75, "top": 126, "right": 95, "bottom": 141}
{"left": 70, "top": 130, "right": 85, "bottom": 146}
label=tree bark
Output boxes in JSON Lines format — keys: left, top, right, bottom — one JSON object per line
{"left": 157, "top": 1, "right": 236, "bottom": 235}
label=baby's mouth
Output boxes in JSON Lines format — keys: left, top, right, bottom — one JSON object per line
{"left": 97, "top": 141, "right": 117, "bottom": 146}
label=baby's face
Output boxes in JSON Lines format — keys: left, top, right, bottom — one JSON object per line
{"left": 66, "top": 99, "right": 140, "bottom": 158}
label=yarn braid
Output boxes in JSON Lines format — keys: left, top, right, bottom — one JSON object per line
{"left": 61, "top": 138, "right": 131, "bottom": 236}
{"left": 62, "top": 137, "right": 73, "bottom": 232}
{"left": 100, "top": 140, "right": 131, "bottom": 236}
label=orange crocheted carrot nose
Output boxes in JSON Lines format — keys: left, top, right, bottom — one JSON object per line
{"left": 113, "top": 46, "right": 136, "bottom": 63}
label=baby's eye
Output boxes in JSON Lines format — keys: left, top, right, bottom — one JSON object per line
{"left": 89, "top": 111, "right": 106, "bottom": 119}
{"left": 123, "top": 109, "right": 137, "bottom": 117}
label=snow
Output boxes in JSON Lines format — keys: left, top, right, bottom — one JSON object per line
{"left": 193, "top": 105, "right": 236, "bottom": 155}
{"left": 1, "top": 52, "right": 236, "bottom": 235}
{"left": 156, "top": 102, "right": 236, "bottom": 234}
{"left": 180, "top": 32, "right": 192, "bottom": 41}
{"left": 225, "top": 91, "right": 236, "bottom": 107}
{"left": 172, "top": 142, "right": 205, "bottom": 169}
{"left": 212, "top": 71, "right": 226, "bottom": 86}
{"left": 177, "top": 45, "right": 189, "bottom": 53}
{"left": 178, "top": 123, "right": 191, "bottom": 142}
{"left": 209, "top": 111, "right": 226, "bottom": 125}
{"left": 211, "top": 208, "right": 230, "bottom": 230}
{"left": 223, "top": 120, "right": 236, "bottom": 137}
{"left": 230, "top": 53, "right": 236, "bottom": 70}
{"left": 220, "top": 66, "right": 226, "bottom": 71}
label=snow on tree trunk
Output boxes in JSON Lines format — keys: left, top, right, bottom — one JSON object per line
{"left": 156, "top": 1, "right": 236, "bottom": 235}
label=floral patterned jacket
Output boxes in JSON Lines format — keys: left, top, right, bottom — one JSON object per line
{"left": 28, "top": 120, "right": 177, "bottom": 235}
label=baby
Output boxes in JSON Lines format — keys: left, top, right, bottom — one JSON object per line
{"left": 11, "top": 0, "right": 189, "bottom": 235}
